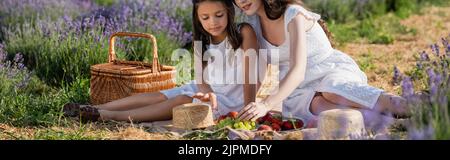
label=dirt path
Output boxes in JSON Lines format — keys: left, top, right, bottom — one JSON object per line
{"left": 339, "top": 6, "right": 450, "bottom": 93}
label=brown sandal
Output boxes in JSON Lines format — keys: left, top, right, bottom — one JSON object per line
{"left": 79, "top": 106, "right": 100, "bottom": 123}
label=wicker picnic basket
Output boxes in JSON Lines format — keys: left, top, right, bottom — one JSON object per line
{"left": 90, "top": 32, "right": 177, "bottom": 105}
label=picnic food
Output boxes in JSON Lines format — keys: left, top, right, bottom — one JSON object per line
{"left": 281, "top": 119, "right": 304, "bottom": 130}
{"left": 228, "top": 111, "right": 239, "bottom": 119}
{"left": 257, "top": 125, "right": 273, "bottom": 131}
{"left": 257, "top": 112, "right": 304, "bottom": 131}
{"left": 255, "top": 64, "right": 279, "bottom": 105}
{"left": 216, "top": 112, "right": 256, "bottom": 131}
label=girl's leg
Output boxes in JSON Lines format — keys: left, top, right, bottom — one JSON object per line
{"left": 321, "top": 92, "right": 408, "bottom": 116}
{"left": 310, "top": 95, "right": 393, "bottom": 132}
{"left": 94, "top": 92, "right": 168, "bottom": 111}
{"left": 99, "top": 95, "right": 192, "bottom": 122}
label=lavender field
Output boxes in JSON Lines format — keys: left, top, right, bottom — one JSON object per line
{"left": 0, "top": 0, "right": 449, "bottom": 140}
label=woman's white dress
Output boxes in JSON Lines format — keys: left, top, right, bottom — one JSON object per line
{"left": 247, "top": 5, "right": 383, "bottom": 122}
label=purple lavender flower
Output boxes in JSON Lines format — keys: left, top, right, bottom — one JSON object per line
{"left": 420, "top": 51, "right": 430, "bottom": 61}
{"left": 393, "top": 66, "right": 401, "bottom": 85}
{"left": 442, "top": 37, "right": 449, "bottom": 55}
{"left": 0, "top": 44, "right": 6, "bottom": 70}
{"left": 401, "top": 76, "right": 415, "bottom": 98}
{"left": 0, "top": 44, "right": 6, "bottom": 62}
{"left": 14, "top": 53, "right": 24, "bottom": 64}
{"left": 408, "top": 125, "right": 434, "bottom": 140}
{"left": 431, "top": 44, "right": 440, "bottom": 56}
{"left": 416, "top": 63, "right": 423, "bottom": 70}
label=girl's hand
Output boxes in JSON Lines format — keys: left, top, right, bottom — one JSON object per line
{"left": 238, "top": 102, "right": 270, "bottom": 121}
{"left": 193, "top": 92, "right": 218, "bottom": 111}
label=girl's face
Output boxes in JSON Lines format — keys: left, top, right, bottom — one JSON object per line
{"left": 197, "top": 1, "right": 228, "bottom": 37}
{"left": 233, "top": 0, "right": 262, "bottom": 16}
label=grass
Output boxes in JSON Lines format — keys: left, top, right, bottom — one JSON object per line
{"left": 356, "top": 52, "right": 376, "bottom": 72}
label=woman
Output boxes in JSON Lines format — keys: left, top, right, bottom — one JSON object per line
{"left": 233, "top": 0, "right": 409, "bottom": 129}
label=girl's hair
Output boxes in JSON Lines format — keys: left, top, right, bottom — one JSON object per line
{"left": 192, "top": 0, "right": 242, "bottom": 59}
{"left": 234, "top": 0, "right": 334, "bottom": 46}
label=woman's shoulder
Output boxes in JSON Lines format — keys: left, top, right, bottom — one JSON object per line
{"left": 285, "top": 4, "right": 321, "bottom": 22}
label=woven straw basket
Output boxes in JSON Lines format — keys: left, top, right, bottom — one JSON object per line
{"left": 90, "top": 32, "right": 176, "bottom": 105}
{"left": 172, "top": 103, "right": 215, "bottom": 130}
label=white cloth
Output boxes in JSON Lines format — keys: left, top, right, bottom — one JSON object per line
{"left": 160, "top": 37, "right": 245, "bottom": 117}
{"left": 247, "top": 5, "right": 383, "bottom": 122}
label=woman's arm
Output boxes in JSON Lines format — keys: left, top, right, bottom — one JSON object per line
{"left": 240, "top": 24, "right": 259, "bottom": 106}
{"left": 238, "top": 14, "right": 309, "bottom": 121}
{"left": 263, "top": 14, "right": 308, "bottom": 109}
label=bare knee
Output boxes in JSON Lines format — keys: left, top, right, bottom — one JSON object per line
{"left": 310, "top": 96, "right": 332, "bottom": 115}
{"left": 144, "top": 92, "right": 168, "bottom": 101}
{"left": 321, "top": 92, "right": 342, "bottom": 104}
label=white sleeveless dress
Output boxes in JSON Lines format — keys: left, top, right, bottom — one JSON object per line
{"left": 160, "top": 37, "right": 245, "bottom": 118}
{"left": 247, "top": 5, "right": 383, "bottom": 122}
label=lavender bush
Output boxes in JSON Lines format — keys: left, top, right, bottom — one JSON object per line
{"left": 1, "top": 0, "right": 192, "bottom": 86}
{"left": 396, "top": 35, "right": 450, "bottom": 140}
{"left": 0, "top": 44, "right": 32, "bottom": 95}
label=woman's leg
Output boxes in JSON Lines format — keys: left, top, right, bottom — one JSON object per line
{"left": 99, "top": 95, "right": 192, "bottom": 122}
{"left": 310, "top": 95, "right": 393, "bottom": 132}
{"left": 94, "top": 92, "right": 168, "bottom": 111}
{"left": 321, "top": 92, "right": 408, "bottom": 116}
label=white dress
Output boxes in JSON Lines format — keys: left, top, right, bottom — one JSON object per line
{"left": 247, "top": 5, "right": 383, "bottom": 122}
{"left": 160, "top": 37, "right": 245, "bottom": 118}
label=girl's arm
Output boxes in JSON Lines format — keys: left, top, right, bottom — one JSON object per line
{"left": 192, "top": 54, "right": 217, "bottom": 110}
{"left": 263, "top": 14, "right": 308, "bottom": 109}
{"left": 240, "top": 24, "right": 258, "bottom": 106}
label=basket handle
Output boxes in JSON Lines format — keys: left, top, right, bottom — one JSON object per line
{"left": 109, "top": 32, "right": 161, "bottom": 73}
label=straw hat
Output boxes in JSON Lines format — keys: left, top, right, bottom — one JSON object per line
{"left": 172, "top": 103, "right": 215, "bottom": 130}
{"left": 317, "top": 109, "right": 366, "bottom": 140}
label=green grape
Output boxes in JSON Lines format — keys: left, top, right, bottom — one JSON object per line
{"left": 238, "top": 122, "right": 245, "bottom": 129}
{"left": 233, "top": 122, "right": 240, "bottom": 129}
{"left": 244, "top": 121, "right": 252, "bottom": 130}
{"left": 251, "top": 121, "right": 256, "bottom": 127}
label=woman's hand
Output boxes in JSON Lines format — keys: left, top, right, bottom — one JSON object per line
{"left": 193, "top": 92, "right": 218, "bottom": 111}
{"left": 238, "top": 102, "right": 270, "bottom": 121}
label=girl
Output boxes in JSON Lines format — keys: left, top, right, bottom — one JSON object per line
{"left": 233, "top": 0, "right": 409, "bottom": 129}
{"left": 63, "top": 0, "right": 258, "bottom": 122}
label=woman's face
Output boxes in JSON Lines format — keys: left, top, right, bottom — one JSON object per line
{"left": 233, "top": 0, "right": 262, "bottom": 16}
{"left": 197, "top": 1, "right": 228, "bottom": 37}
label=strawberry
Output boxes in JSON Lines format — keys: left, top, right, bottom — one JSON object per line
{"left": 227, "top": 111, "right": 239, "bottom": 119}
{"left": 256, "top": 117, "right": 264, "bottom": 124}
{"left": 270, "top": 118, "right": 283, "bottom": 126}
{"left": 260, "top": 113, "right": 271, "bottom": 122}
{"left": 294, "top": 119, "right": 304, "bottom": 129}
{"left": 217, "top": 115, "right": 227, "bottom": 122}
{"left": 271, "top": 123, "right": 281, "bottom": 131}
{"left": 282, "top": 121, "right": 293, "bottom": 130}
{"left": 257, "top": 125, "right": 273, "bottom": 131}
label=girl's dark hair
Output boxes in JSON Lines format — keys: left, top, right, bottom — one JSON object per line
{"left": 192, "top": 0, "right": 242, "bottom": 61}
{"left": 234, "top": 0, "right": 334, "bottom": 46}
